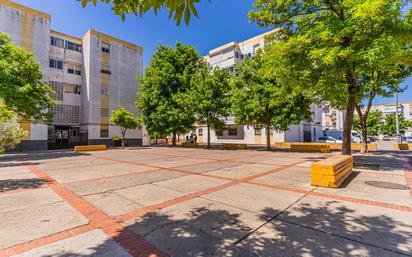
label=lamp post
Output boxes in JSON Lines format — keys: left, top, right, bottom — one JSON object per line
{"left": 395, "top": 93, "right": 400, "bottom": 144}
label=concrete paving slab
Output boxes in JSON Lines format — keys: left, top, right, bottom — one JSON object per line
{"left": 277, "top": 195, "right": 412, "bottom": 255}
{"left": 138, "top": 156, "right": 210, "bottom": 168}
{"left": 14, "top": 229, "right": 132, "bottom": 257}
{"left": 315, "top": 171, "right": 412, "bottom": 206}
{"left": 115, "top": 183, "right": 186, "bottom": 206}
{"left": 143, "top": 222, "right": 255, "bottom": 257}
{"left": 153, "top": 175, "right": 227, "bottom": 194}
{"left": 203, "top": 184, "right": 305, "bottom": 215}
{"left": 66, "top": 170, "right": 187, "bottom": 196}
{"left": 206, "top": 164, "right": 278, "bottom": 180}
{"left": 0, "top": 188, "right": 61, "bottom": 213}
{"left": 237, "top": 219, "right": 406, "bottom": 257}
{"left": 125, "top": 197, "right": 269, "bottom": 243}
{"left": 0, "top": 201, "right": 89, "bottom": 248}
{"left": 174, "top": 161, "right": 242, "bottom": 173}
{"left": 83, "top": 192, "right": 144, "bottom": 217}
{"left": 46, "top": 163, "right": 156, "bottom": 184}
{"left": 252, "top": 166, "right": 315, "bottom": 190}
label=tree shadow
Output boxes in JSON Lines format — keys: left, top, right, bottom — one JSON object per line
{"left": 30, "top": 200, "right": 412, "bottom": 257}
{"left": 0, "top": 178, "right": 50, "bottom": 192}
{"left": 353, "top": 154, "right": 405, "bottom": 172}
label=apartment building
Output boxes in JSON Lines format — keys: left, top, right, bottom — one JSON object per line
{"left": 368, "top": 101, "right": 412, "bottom": 136}
{"left": 197, "top": 30, "right": 323, "bottom": 145}
{"left": 322, "top": 106, "right": 346, "bottom": 130}
{"left": 0, "top": 0, "right": 144, "bottom": 150}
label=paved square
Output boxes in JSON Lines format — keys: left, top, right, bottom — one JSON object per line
{"left": 0, "top": 147, "right": 411, "bottom": 257}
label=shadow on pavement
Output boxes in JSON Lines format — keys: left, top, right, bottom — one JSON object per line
{"left": 0, "top": 178, "right": 50, "bottom": 192}
{"left": 31, "top": 201, "right": 412, "bottom": 257}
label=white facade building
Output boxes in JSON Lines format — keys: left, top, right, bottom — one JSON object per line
{"left": 197, "top": 30, "right": 323, "bottom": 145}
{"left": 368, "top": 102, "right": 412, "bottom": 136}
{"left": 0, "top": 0, "right": 144, "bottom": 150}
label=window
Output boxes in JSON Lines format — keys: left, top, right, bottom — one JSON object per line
{"left": 198, "top": 129, "right": 203, "bottom": 136}
{"left": 255, "top": 128, "right": 261, "bottom": 136}
{"left": 228, "top": 128, "right": 238, "bottom": 136}
{"left": 51, "top": 36, "right": 64, "bottom": 48}
{"left": 102, "top": 42, "right": 110, "bottom": 53}
{"left": 234, "top": 51, "right": 239, "bottom": 59}
{"left": 72, "top": 127, "right": 80, "bottom": 137}
{"left": 63, "top": 84, "right": 81, "bottom": 95}
{"left": 247, "top": 53, "right": 252, "bottom": 58}
{"left": 66, "top": 41, "right": 82, "bottom": 52}
{"left": 215, "top": 129, "right": 223, "bottom": 137}
{"left": 49, "top": 59, "right": 63, "bottom": 70}
{"left": 101, "top": 87, "right": 109, "bottom": 95}
{"left": 67, "top": 63, "right": 81, "bottom": 76}
{"left": 101, "top": 63, "right": 111, "bottom": 74}
{"left": 228, "top": 66, "right": 235, "bottom": 73}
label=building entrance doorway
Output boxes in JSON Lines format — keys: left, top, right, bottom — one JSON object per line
{"left": 55, "top": 126, "right": 70, "bottom": 148}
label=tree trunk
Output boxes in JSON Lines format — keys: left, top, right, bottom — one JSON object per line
{"left": 360, "top": 122, "right": 368, "bottom": 154}
{"left": 172, "top": 131, "right": 177, "bottom": 146}
{"left": 207, "top": 124, "right": 211, "bottom": 148}
{"left": 266, "top": 124, "right": 271, "bottom": 151}
{"left": 342, "top": 73, "right": 358, "bottom": 155}
{"left": 121, "top": 129, "right": 126, "bottom": 149}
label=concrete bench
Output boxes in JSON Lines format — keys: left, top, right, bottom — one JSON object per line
{"left": 274, "top": 142, "right": 292, "bottom": 148}
{"left": 311, "top": 155, "right": 353, "bottom": 188}
{"left": 330, "top": 143, "right": 377, "bottom": 151}
{"left": 74, "top": 145, "right": 107, "bottom": 152}
{"left": 181, "top": 142, "right": 199, "bottom": 148}
{"left": 394, "top": 144, "right": 412, "bottom": 150}
{"left": 223, "top": 143, "right": 247, "bottom": 150}
{"left": 290, "top": 143, "right": 331, "bottom": 153}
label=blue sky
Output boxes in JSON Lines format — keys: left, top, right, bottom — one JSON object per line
{"left": 15, "top": 0, "right": 412, "bottom": 104}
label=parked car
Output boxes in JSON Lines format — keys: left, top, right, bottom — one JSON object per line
{"left": 316, "top": 136, "right": 342, "bottom": 144}
{"left": 402, "top": 136, "right": 412, "bottom": 143}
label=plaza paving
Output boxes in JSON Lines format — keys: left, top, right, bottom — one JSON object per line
{"left": 0, "top": 147, "right": 411, "bottom": 257}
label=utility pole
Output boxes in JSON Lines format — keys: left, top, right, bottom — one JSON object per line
{"left": 395, "top": 93, "right": 400, "bottom": 144}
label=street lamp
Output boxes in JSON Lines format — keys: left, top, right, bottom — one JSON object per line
{"left": 395, "top": 93, "right": 400, "bottom": 144}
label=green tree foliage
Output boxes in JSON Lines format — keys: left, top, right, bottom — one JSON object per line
{"left": 353, "top": 110, "right": 384, "bottom": 137}
{"left": 249, "top": 0, "right": 412, "bottom": 155}
{"left": 79, "top": 0, "right": 203, "bottom": 24}
{"left": 382, "top": 113, "right": 412, "bottom": 136}
{"left": 111, "top": 107, "right": 139, "bottom": 149}
{"left": 0, "top": 104, "right": 27, "bottom": 153}
{"left": 137, "top": 42, "right": 200, "bottom": 145}
{"left": 231, "top": 51, "right": 313, "bottom": 151}
{"left": 0, "top": 33, "right": 55, "bottom": 122}
{"left": 189, "top": 62, "right": 232, "bottom": 148}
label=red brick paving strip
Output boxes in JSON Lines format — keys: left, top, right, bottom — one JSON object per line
{"left": 401, "top": 157, "right": 412, "bottom": 196}
{"left": 0, "top": 163, "right": 167, "bottom": 257}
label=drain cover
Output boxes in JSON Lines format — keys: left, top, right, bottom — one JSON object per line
{"left": 365, "top": 181, "right": 409, "bottom": 190}
{"left": 354, "top": 163, "right": 380, "bottom": 170}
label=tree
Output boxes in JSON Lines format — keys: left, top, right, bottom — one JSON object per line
{"left": 231, "top": 51, "right": 313, "bottom": 151}
{"left": 354, "top": 35, "right": 412, "bottom": 153}
{"left": 79, "top": 0, "right": 203, "bottom": 25}
{"left": 0, "top": 104, "right": 27, "bottom": 153}
{"left": 250, "top": 0, "right": 412, "bottom": 155}
{"left": 0, "top": 33, "right": 55, "bottom": 122}
{"left": 353, "top": 110, "right": 384, "bottom": 137}
{"left": 189, "top": 62, "right": 232, "bottom": 148}
{"left": 137, "top": 42, "right": 200, "bottom": 146}
{"left": 111, "top": 107, "right": 139, "bottom": 149}
{"left": 382, "top": 113, "right": 412, "bottom": 136}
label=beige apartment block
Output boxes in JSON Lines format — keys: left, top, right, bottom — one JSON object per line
{"left": 0, "top": 0, "right": 144, "bottom": 150}
{"left": 197, "top": 30, "right": 323, "bottom": 145}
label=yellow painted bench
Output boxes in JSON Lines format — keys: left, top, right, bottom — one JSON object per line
{"left": 74, "top": 145, "right": 107, "bottom": 152}
{"left": 311, "top": 155, "right": 353, "bottom": 188}
{"left": 223, "top": 143, "right": 247, "bottom": 150}
{"left": 330, "top": 143, "right": 377, "bottom": 151}
{"left": 290, "top": 143, "right": 331, "bottom": 153}
{"left": 181, "top": 142, "right": 199, "bottom": 148}
{"left": 274, "top": 142, "right": 292, "bottom": 148}
{"left": 394, "top": 144, "right": 412, "bottom": 150}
